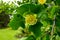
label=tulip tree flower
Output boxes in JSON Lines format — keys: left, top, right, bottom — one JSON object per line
{"left": 38, "top": 0, "right": 46, "bottom": 5}
{"left": 25, "top": 14, "right": 37, "bottom": 25}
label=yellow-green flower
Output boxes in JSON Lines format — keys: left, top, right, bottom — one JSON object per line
{"left": 25, "top": 14, "right": 37, "bottom": 25}
{"left": 38, "top": 0, "right": 46, "bottom": 5}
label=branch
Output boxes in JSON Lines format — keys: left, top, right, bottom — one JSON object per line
{"left": 50, "top": 15, "right": 56, "bottom": 40}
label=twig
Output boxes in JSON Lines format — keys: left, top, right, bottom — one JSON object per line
{"left": 50, "top": 15, "right": 56, "bottom": 40}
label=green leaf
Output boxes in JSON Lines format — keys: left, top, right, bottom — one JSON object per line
{"left": 29, "top": 22, "right": 42, "bottom": 38}
{"left": 8, "top": 14, "right": 25, "bottom": 30}
{"left": 33, "top": 4, "right": 45, "bottom": 14}
{"left": 46, "top": 0, "right": 52, "bottom": 3}
{"left": 56, "top": 14, "right": 60, "bottom": 28}
{"left": 48, "top": 6, "right": 58, "bottom": 19}
{"left": 56, "top": 14, "right": 60, "bottom": 36}
{"left": 26, "top": 35, "right": 36, "bottom": 40}
{"left": 56, "top": 35, "right": 60, "bottom": 40}
{"left": 38, "top": 11, "right": 48, "bottom": 20}
{"left": 41, "top": 33, "right": 50, "bottom": 40}
{"left": 16, "top": 4, "right": 45, "bottom": 16}
{"left": 46, "top": 34, "right": 50, "bottom": 40}
{"left": 16, "top": 4, "right": 36, "bottom": 15}
{"left": 55, "top": 0, "right": 60, "bottom": 5}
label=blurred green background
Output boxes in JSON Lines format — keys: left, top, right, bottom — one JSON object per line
{"left": 0, "top": 0, "right": 22, "bottom": 40}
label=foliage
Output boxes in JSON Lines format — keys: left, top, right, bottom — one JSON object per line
{"left": 7, "top": 0, "right": 60, "bottom": 40}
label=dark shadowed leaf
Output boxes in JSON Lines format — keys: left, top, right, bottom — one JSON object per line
{"left": 29, "top": 22, "right": 42, "bottom": 38}
{"left": 8, "top": 14, "right": 25, "bottom": 30}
